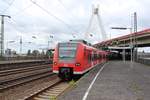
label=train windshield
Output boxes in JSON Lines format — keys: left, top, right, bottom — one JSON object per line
{"left": 58, "top": 43, "right": 77, "bottom": 61}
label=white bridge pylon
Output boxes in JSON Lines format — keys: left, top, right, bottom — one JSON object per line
{"left": 85, "top": 5, "right": 107, "bottom": 42}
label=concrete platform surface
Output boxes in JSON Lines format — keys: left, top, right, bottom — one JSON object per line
{"left": 0, "top": 59, "right": 45, "bottom": 64}
{"left": 59, "top": 61, "right": 150, "bottom": 100}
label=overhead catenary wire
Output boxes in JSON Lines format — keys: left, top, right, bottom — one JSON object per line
{"left": 5, "top": 19, "right": 23, "bottom": 50}
{"left": 11, "top": 3, "right": 33, "bottom": 16}
{"left": 7, "top": 18, "right": 22, "bottom": 34}
{"left": 57, "top": 0, "right": 66, "bottom": 9}
{"left": 1, "top": 0, "right": 36, "bottom": 36}
{"left": 6, "top": 19, "right": 38, "bottom": 49}
{"left": 30, "top": 0, "right": 77, "bottom": 34}
{"left": 57, "top": 0, "right": 75, "bottom": 18}
{"left": 2, "top": 0, "right": 16, "bottom": 13}
{"left": 1, "top": 0, "right": 33, "bottom": 17}
{"left": 1, "top": 1, "right": 34, "bottom": 33}
{"left": 1, "top": 0, "right": 45, "bottom": 34}
{"left": 57, "top": 0, "right": 78, "bottom": 38}
{"left": 2, "top": 0, "right": 78, "bottom": 38}
{"left": 2, "top": 0, "right": 78, "bottom": 39}
{"left": 1, "top": 0, "right": 64, "bottom": 52}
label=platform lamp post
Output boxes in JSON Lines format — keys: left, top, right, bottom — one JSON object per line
{"left": 19, "top": 35, "right": 37, "bottom": 55}
{"left": 19, "top": 36, "right": 22, "bottom": 55}
{"left": 111, "top": 27, "right": 133, "bottom": 63}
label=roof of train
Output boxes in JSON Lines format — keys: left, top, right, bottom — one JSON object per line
{"left": 58, "top": 40, "right": 105, "bottom": 52}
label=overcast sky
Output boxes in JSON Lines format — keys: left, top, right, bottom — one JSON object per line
{"left": 0, "top": 0, "right": 150, "bottom": 53}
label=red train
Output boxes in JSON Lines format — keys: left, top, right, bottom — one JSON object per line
{"left": 53, "top": 40, "right": 107, "bottom": 80}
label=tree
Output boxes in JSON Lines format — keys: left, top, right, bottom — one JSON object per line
{"left": 46, "top": 49, "right": 53, "bottom": 58}
{"left": 32, "top": 50, "right": 40, "bottom": 56}
{"left": 41, "top": 50, "right": 45, "bottom": 56}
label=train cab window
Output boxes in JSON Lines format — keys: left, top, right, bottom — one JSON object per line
{"left": 58, "top": 43, "right": 77, "bottom": 61}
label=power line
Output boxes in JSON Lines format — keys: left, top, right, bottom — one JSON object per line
{"left": 1, "top": 0, "right": 33, "bottom": 34}
{"left": 2, "top": 0, "right": 78, "bottom": 38}
{"left": 2, "top": 0, "right": 14, "bottom": 6}
{"left": 2, "top": 0, "right": 15, "bottom": 13}
{"left": 57, "top": 0, "right": 75, "bottom": 19}
{"left": 2, "top": 0, "right": 33, "bottom": 17}
{"left": 57, "top": 0, "right": 79, "bottom": 35}
{"left": 7, "top": 18, "right": 22, "bottom": 33}
{"left": 57, "top": 0, "right": 68, "bottom": 11}
{"left": 30, "top": 0, "right": 77, "bottom": 33}
{"left": 11, "top": 4, "right": 33, "bottom": 16}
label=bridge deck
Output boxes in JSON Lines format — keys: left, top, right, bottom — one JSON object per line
{"left": 59, "top": 61, "right": 150, "bottom": 100}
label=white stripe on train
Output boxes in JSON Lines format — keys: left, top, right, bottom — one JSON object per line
{"left": 53, "top": 62, "right": 104, "bottom": 74}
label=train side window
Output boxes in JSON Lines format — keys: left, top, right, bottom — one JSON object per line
{"left": 95, "top": 54, "right": 96, "bottom": 60}
{"left": 97, "top": 54, "right": 99, "bottom": 59}
{"left": 94, "top": 53, "right": 96, "bottom": 60}
{"left": 92, "top": 53, "right": 94, "bottom": 61}
{"left": 84, "top": 47, "right": 86, "bottom": 56}
{"left": 86, "top": 50, "right": 89, "bottom": 61}
{"left": 103, "top": 54, "right": 105, "bottom": 58}
{"left": 99, "top": 54, "right": 102, "bottom": 59}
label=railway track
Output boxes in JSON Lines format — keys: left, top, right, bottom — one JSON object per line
{"left": 0, "top": 63, "right": 53, "bottom": 91}
{"left": 0, "top": 61, "right": 80, "bottom": 100}
{"left": 0, "top": 64, "right": 52, "bottom": 76}
{"left": 0, "top": 71, "right": 55, "bottom": 91}
{"left": 24, "top": 80, "right": 72, "bottom": 100}
{"left": 0, "top": 60, "right": 51, "bottom": 71}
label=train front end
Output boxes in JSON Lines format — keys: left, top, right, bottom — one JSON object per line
{"left": 53, "top": 42, "right": 82, "bottom": 80}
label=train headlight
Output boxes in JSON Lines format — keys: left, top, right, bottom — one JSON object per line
{"left": 54, "top": 62, "right": 57, "bottom": 65}
{"left": 75, "top": 63, "right": 81, "bottom": 66}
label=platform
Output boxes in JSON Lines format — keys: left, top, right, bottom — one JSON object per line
{"left": 0, "top": 59, "right": 46, "bottom": 65}
{"left": 59, "top": 61, "right": 150, "bottom": 100}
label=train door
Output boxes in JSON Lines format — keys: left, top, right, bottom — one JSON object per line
{"left": 87, "top": 50, "right": 91, "bottom": 68}
{"left": 84, "top": 47, "right": 88, "bottom": 70}
{"left": 97, "top": 52, "right": 99, "bottom": 64}
{"left": 91, "top": 51, "right": 94, "bottom": 67}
